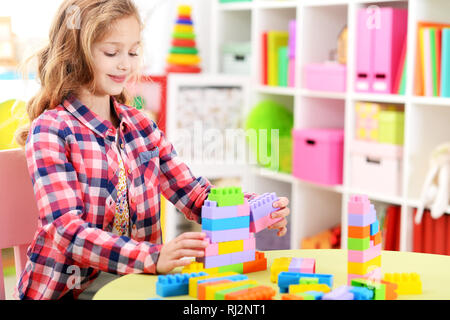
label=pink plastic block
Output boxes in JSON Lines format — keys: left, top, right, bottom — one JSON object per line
{"left": 204, "top": 238, "right": 219, "bottom": 257}
{"left": 372, "top": 8, "right": 408, "bottom": 94}
{"left": 249, "top": 214, "right": 282, "bottom": 234}
{"left": 347, "top": 268, "right": 381, "bottom": 285}
{"left": 348, "top": 206, "right": 376, "bottom": 227}
{"left": 204, "top": 228, "right": 249, "bottom": 243}
{"left": 292, "top": 129, "right": 344, "bottom": 186}
{"left": 289, "top": 58, "right": 295, "bottom": 87}
{"left": 243, "top": 237, "right": 256, "bottom": 251}
{"left": 288, "top": 258, "right": 302, "bottom": 272}
{"left": 348, "top": 244, "right": 381, "bottom": 263}
{"left": 231, "top": 250, "right": 255, "bottom": 265}
{"left": 237, "top": 199, "right": 250, "bottom": 217}
{"left": 303, "top": 62, "right": 347, "bottom": 92}
{"left": 355, "top": 8, "right": 373, "bottom": 92}
{"left": 301, "top": 258, "right": 316, "bottom": 273}
{"left": 350, "top": 140, "right": 403, "bottom": 197}
{"left": 348, "top": 195, "right": 371, "bottom": 215}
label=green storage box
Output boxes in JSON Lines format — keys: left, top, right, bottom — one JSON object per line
{"left": 378, "top": 110, "right": 404, "bottom": 145}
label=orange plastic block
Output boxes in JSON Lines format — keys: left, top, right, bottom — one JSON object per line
{"left": 198, "top": 280, "right": 231, "bottom": 300}
{"left": 381, "top": 280, "right": 398, "bottom": 300}
{"left": 243, "top": 251, "right": 267, "bottom": 273}
{"left": 348, "top": 225, "right": 370, "bottom": 238}
{"left": 282, "top": 294, "right": 305, "bottom": 300}
{"left": 225, "top": 286, "right": 276, "bottom": 300}
{"left": 371, "top": 232, "right": 382, "bottom": 246}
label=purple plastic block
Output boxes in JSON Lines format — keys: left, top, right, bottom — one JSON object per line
{"left": 289, "top": 20, "right": 296, "bottom": 59}
{"left": 348, "top": 206, "right": 376, "bottom": 227}
{"left": 204, "top": 228, "right": 250, "bottom": 243}
{"left": 231, "top": 249, "right": 255, "bottom": 264}
{"left": 348, "top": 194, "right": 371, "bottom": 215}
{"left": 202, "top": 200, "right": 238, "bottom": 219}
{"left": 288, "top": 258, "right": 302, "bottom": 272}
{"left": 322, "top": 286, "right": 355, "bottom": 300}
{"left": 249, "top": 193, "right": 279, "bottom": 222}
{"left": 199, "top": 253, "right": 232, "bottom": 269}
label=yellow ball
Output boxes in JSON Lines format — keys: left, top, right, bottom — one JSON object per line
{"left": 0, "top": 99, "right": 29, "bottom": 150}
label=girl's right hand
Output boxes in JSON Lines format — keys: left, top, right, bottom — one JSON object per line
{"left": 156, "top": 232, "right": 209, "bottom": 274}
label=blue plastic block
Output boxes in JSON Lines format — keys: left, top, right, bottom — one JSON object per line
{"left": 349, "top": 286, "right": 374, "bottom": 300}
{"left": 370, "top": 220, "right": 379, "bottom": 236}
{"left": 304, "top": 291, "right": 324, "bottom": 300}
{"left": 202, "top": 216, "right": 250, "bottom": 231}
{"left": 278, "top": 272, "right": 334, "bottom": 293}
{"left": 156, "top": 272, "right": 207, "bottom": 297}
{"left": 197, "top": 274, "right": 248, "bottom": 287}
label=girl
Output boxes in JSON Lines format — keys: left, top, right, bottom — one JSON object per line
{"left": 14, "top": 0, "right": 290, "bottom": 300}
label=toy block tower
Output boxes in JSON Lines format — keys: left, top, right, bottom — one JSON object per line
{"left": 347, "top": 195, "right": 382, "bottom": 285}
{"left": 166, "top": 5, "right": 202, "bottom": 73}
{"left": 195, "top": 187, "right": 281, "bottom": 274}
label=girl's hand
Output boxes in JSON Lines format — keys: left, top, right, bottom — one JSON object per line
{"left": 267, "top": 197, "right": 290, "bottom": 237}
{"left": 156, "top": 232, "right": 209, "bottom": 274}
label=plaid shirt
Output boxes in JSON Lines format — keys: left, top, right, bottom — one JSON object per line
{"left": 15, "top": 93, "right": 219, "bottom": 300}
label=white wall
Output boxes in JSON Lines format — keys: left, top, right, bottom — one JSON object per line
{"left": 0, "top": 0, "right": 212, "bottom": 74}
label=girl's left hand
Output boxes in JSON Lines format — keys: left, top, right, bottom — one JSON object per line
{"left": 267, "top": 197, "right": 290, "bottom": 237}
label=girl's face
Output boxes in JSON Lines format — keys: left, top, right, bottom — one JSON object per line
{"left": 91, "top": 16, "right": 141, "bottom": 96}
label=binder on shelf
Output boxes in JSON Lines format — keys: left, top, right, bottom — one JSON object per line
{"left": 267, "top": 31, "right": 289, "bottom": 86}
{"left": 393, "top": 38, "right": 407, "bottom": 94}
{"left": 372, "top": 8, "right": 408, "bottom": 94}
{"left": 447, "top": 214, "right": 450, "bottom": 255}
{"left": 423, "top": 210, "right": 434, "bottom": 254}
{"left": 413, "top": 209, "right": 423, "bottom": 253}
{"left": 278, "top": 46, "right": 289, "bottom": 87}
{"left": 384, "top": 206, "right": 400, "bottom": 251}
{"left": 262, "top": 31, "right": 268, "bottom": 85}
{"left": 441, "top": 28, "right": 450, "bottom": 97}
{"left": 355, "top": 8, "right": 373, "bottom": 93}
{"left": 434, "top": 214, "right": 447, "bottom": 255}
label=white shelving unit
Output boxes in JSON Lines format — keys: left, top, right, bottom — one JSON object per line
{"left": 211, "top": 0, "right": 450, "bottom": 251}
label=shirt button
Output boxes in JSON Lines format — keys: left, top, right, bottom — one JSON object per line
{"left": 130, "top": 198, "right": 135, "bottom": 204}
{"left": 128, "top": 168, "right": 132, "bottom": 174}
{"left": 120, "top": 143, "right": 125, "bottom": 149}
{"left": 132, "top": 225, "right": 137, "bottom": 230}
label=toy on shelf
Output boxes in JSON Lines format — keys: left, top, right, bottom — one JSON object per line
{"left": 347, "top": 195, "right": 382, "bottom": 285}
{"left": 383, "top": 273, "right": 422, "bottom": 295}
{"left": 166, "top": 5, "right": 201, "bottom": 73}
{"left": 270, "top": 258, "right": 317, "bottom": 284}
{"left": 301, "top": 224, "right": 341, "bottom": 249}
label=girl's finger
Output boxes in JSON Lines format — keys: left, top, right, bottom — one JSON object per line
{"left": 277, "top": 227, "right": 287, "bottom": 237}
{"left": 176, "top": 232, "right": 207, "bottom": 242}
{"left": 176, "top": 239, "right": 209, "bottom": 250}
{"left": 271, "top": 207, "right": 290, "bottom": 219}
{"left": 273, "top": 197, "right": 289, "bottom": 209}
{"left": 268, "top": 219, "right": 287, "bottom": 230}
{"left": 173, "top": 249, "right": 205, "bottom": 260}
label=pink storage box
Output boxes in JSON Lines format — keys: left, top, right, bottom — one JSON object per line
{"left": 350, "top": 140, "right": 403, "bottom": 196}
{"left": 293, "top": 128, "right": 344, "bottom": 185}
{"left": 303, "top": 62, "right": 347, "bottom": 92}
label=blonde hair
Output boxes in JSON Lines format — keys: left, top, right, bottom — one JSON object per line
{"left": 15, "top": 0, "right": 143, "bottom": 147}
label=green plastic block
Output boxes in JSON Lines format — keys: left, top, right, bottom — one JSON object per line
{"left": 378, "top": 110, "right": 404, "bottom": 145}
{"left": 299, "top": 293, "right": 315, "bottom": 300}
{"left": 299, "top": 277, "right": 319, "bottom": 285}
{"left": 207, "top": 187, "right": 244, "bottom": 207}
{"left": 348, "top": 237, "right": 370, "bottom": 251}
{"left": 170, "top": 47, "right": 199, "bottom": 55}
{"left": 172, "top": 32, "right": 195, "bottom": 40}
{"left": 278, "top": 46, "right": 289, "bottom": 87}
{"left": 351, "top": 278, "right": 386, "bottom": 300}
{"left": 219, "top": 263, "right": 243, "bottom": 274}
{"left": 214, "top": 284, "right": 257, "bottom": 300}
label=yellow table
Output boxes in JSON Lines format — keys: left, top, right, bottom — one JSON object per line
{"left": 93, "top": 249, "right": 450, "bottom": 300}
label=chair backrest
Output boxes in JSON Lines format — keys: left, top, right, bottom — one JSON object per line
{"left": 0, "top": 148, "right": 39, "bottom": 299}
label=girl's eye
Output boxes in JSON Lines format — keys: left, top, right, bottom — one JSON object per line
{"left": 105, "top": 52, "right": 117, "bottom": 57}
{"left": 129, "top": 53, "right": 139, "bottom": 57}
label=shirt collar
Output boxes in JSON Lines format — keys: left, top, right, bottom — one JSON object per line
{"left": 62, "top": 93, "right": 130, "bottom": 138}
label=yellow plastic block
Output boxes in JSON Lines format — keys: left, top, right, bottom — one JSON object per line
{"left": 189, "top": 272, "right": 237, "bottom": 298}
{"left": 383, "top": 273, "right": 422, "bottom": 295}
{"left": 218, "top": 240, "right": 244, "bottom": 255}
{"left": 270, "top": 257, "right": 291, "bottom": 283}
{"left": 182, "top": 261, "right": 204, "bottom": 273}
{"left": 348, "top": 255, "right": 381, "bottom": 275}
{"left": 178, "top": 5, "right": 192, "bottom": 16}
{"left": 205, "top": 280, "right": 258, "bottom": 300}
{"left": 174, "top": 25, "right": 194, "bottom": 33}
{"left": 289, "top": 284, "right": 331, "bottom": 294}
{"left": 167, "top": 54, "right": 201, "bottom": 66}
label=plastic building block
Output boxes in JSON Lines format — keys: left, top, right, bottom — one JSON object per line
{"left": 250, "top": 214, "right": 283, "bottom": 234}
{"left": 278, "top": 272, "right": 333, "bottom": 293}
{"left": 300, "top": 258, "right": 316, "bottom": 273}
{"left": 231, "top": 250, "right": 255, "bottom": 264}
{"left": 207, "top": 187, "right": 244, "bottom": 207}
{"left": 205, "top": 279, "right": 257, "bottom": 300}
{"left": 299, "top": 277, "right": 319, "bottom": 285}
{"left": 204, "top": 227, "right": 249, "bottom": 243}
{"left": 198, "top": 249, "right": 255, "bottom": 269}
{"left": 201, "top": 200, "right": 249, "bottom": 219}
{"left": 351, "top": 278, "right": 386, "bottom": 300}
{"left": 348, "top": 255, "right": 382, "bottom": 275}
{"left": 282, "top": 292, "right": 320, "bottom": 300}
{"left": 322, "top": 286, "right": 355, "bottom": 300}
{"left": 304, "top": 291, "right": 324, "bottom": 300}
{"left": 218, "top": 240, "right": 244, "bottom": 255}
{"left": 370, "top": 220, "right": 379, "bottom": 235}
{"left": 348, "top": 237, "right": 371, "bottom": 251}
{"left": 348, "top": 267, "right": 382, "bottom": 285}
{"left": 243, "top": 236, "right": 256, "bottom": 251}
{"left": 249, "top": 193, "right": 281, "bottom": 233}
{"left": 282, "top": 293, "right": 308, "bottom": 300}
{"left": 289, "top": 283, "right": 331, "bottom": 294}
{"left": 348, "top": 210, "right": 376, "bottom": 227}
{"left": 288, "top": 257, "right": 302, "bottom": 272}
{"left": 348, "top": 195, "right": 371, "bottom": 214}
{"left": 215, "top": 283, "right": 258, "bottom": 300}
{"left": 383, "top": 273, "right": 422, "bottom": 295}
{"left": 348, "top": 244, "right": 382, "bottom": 263}
{"left": 205, "top": 240, "right": 219, "bottom": 257}
{"left": 198, "top": 280, "right": 231, "bottom": 300}
{"left": 189, "top": 272, "right": 238, "bottom": 298}
{"left": 197, "top": 274, "right": 248, "bottom": 300}
{"left": 371, "top": 231, "right": 382, "bottom": 246}
{"left": 219, "top": 263, "right": 243, "bottom": 274}
{"left": 381, "top": 279, "right": 398, "bottom": 300}
{"left": 225, "top": 285, "right": 276, "bottom": 300}
{"left": 348, "top": 225, "right": 371, "bottom": 238}
{"left": 243, "top": 251, "right": 267, "bottom": 274}
{"left": 349, "top": 286, "right": 374, "bottom": 300}
{"left": 182, "top": 261, "right": 206, "bottom": 273}
{"left": 202, "top": 216, "right": 250, "bottom": 231}
{"left": 270, "top": 257, "right": 291, "bottom": 283}
{"left": 156, "top": 272, "right": 207, "bottom": 297}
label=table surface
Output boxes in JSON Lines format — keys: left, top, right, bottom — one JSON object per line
{"left": 93, "top": 249, "right": 450, "bottom": 300}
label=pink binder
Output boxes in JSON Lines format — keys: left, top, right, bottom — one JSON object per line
{"left": 355, "top": 8, "right": 373, "bottom": 92}
{"left": 372, "top": 8, "right": 408, "bottom": 94}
